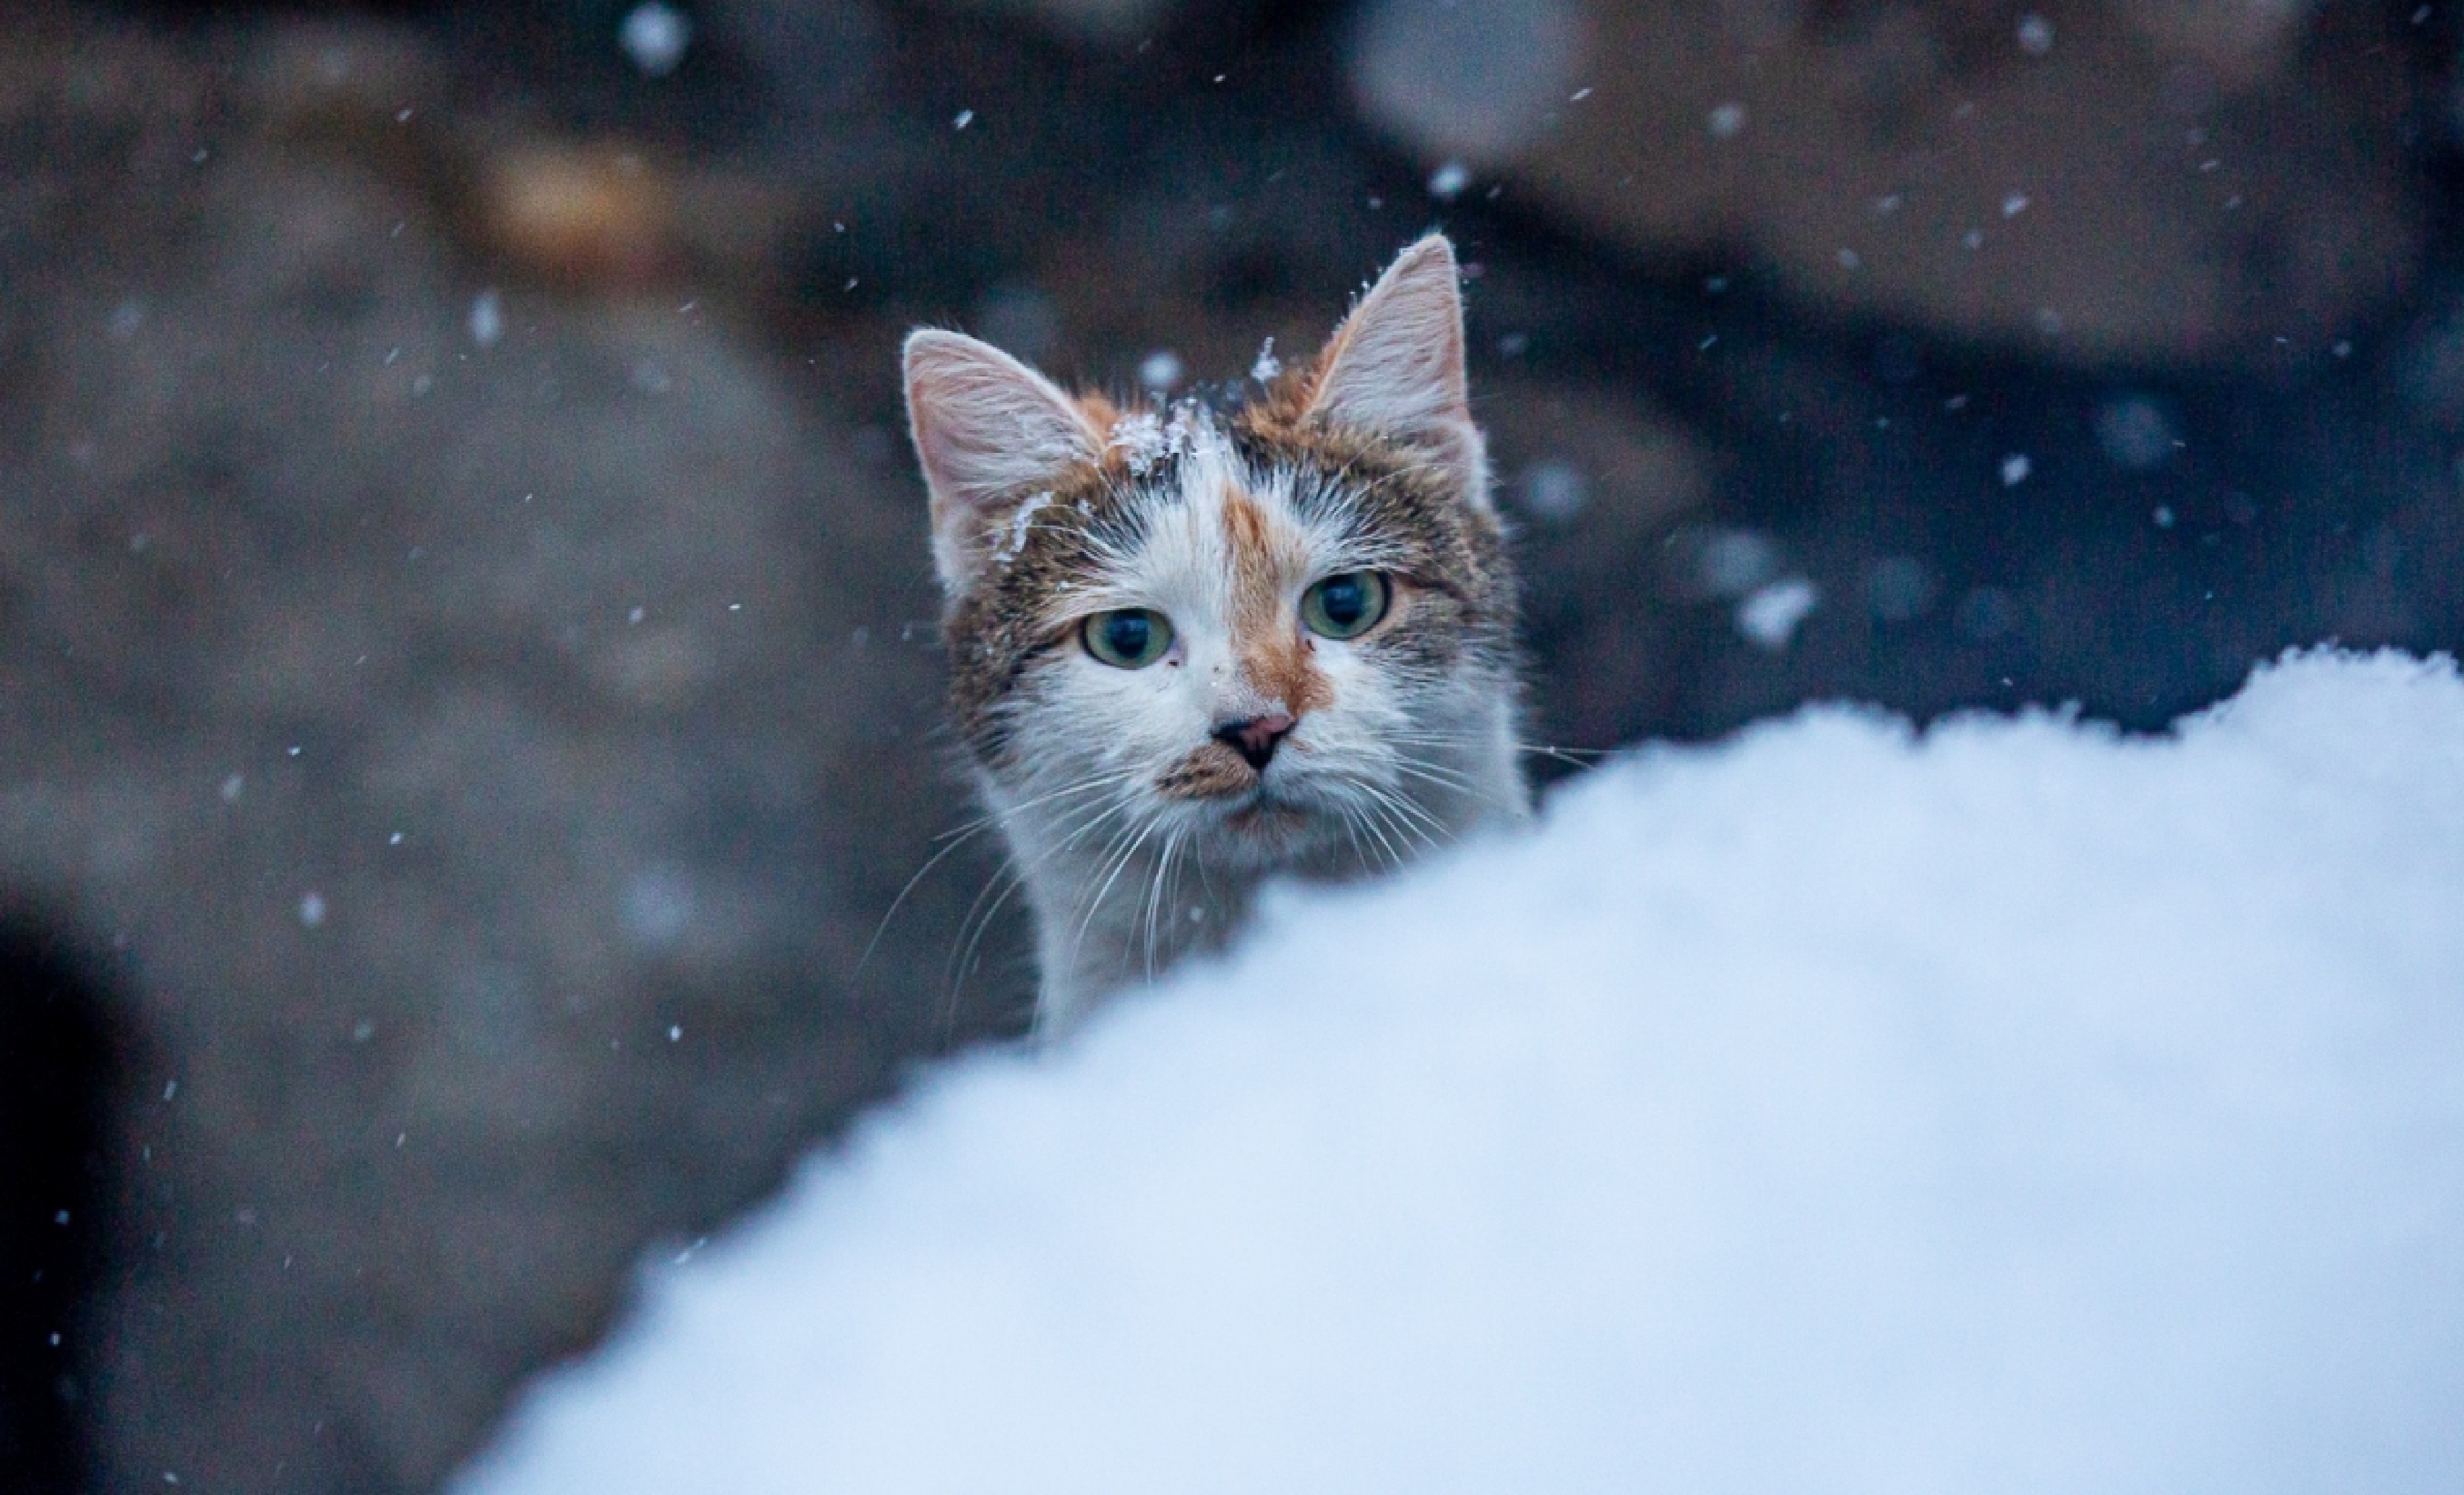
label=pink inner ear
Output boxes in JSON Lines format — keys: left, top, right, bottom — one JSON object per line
{"left": 1303, "top": 237, "right": 1490, "bottom": 508}
{"left": 903, "top": 330, "right": 1102, "bottom": 589}
{"left": 1307, "top": 236, "right": 1472, "bottom": 440}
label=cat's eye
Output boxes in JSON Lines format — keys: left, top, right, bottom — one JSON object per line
{"left": 1300, "top": 572, "right": 1391, "bottom": 640}
{"left": 1082, "top": 608, "right": 1175, "bottom": 668}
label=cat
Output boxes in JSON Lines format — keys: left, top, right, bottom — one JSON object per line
{"left": 903, "top": 234, "right": 1526, "bottom": 1031}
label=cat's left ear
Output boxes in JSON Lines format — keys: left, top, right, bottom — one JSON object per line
{"left": 1304, "top": 234, "right": 1489, "bottom": 510}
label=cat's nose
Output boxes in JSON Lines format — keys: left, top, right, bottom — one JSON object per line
{"left": 1213, "top": 712, "right": 1296, "bottom": 772}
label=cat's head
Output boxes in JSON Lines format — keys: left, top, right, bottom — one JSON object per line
{"left": 902, "top": 235, "right": 1519, "bottom": 874}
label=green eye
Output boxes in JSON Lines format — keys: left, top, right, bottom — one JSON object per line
{"left": 1082, "top": 608, "right": 1175, "bottom": 668}
{"left": 1300, "top": 572, "right": 1391, "bottom": 640}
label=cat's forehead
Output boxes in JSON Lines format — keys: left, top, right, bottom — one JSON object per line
{"left": 1061, "top": 416, "right": 1368, "bottom": 614}
{"left": 1112, "top": 410, "right": 1308, "bottom": 538}
{"left": 1084, "top": 402, "right": 1403, "bottom": 564}
{"left": 947, "top": 393, "right": 1482, "bottom": 651}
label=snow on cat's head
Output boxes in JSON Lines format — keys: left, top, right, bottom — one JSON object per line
{"left": 902, "top": 236, "right": 1525, "bottom": 1021}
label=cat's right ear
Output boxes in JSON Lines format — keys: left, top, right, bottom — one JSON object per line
{"left": 903, "top": 330, "right": 1104, "bottom": 594}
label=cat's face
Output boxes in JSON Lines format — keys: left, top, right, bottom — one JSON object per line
{"left": 905, "top": 236, "right": 1518, "bottom": 879}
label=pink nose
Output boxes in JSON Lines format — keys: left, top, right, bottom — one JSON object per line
{"left": 1213, "top": 712, "right": 1296, "bottom": 771}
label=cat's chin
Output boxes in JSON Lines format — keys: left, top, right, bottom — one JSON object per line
{"left": 1221, "top": 798, "right": 1309, "bottom": 836}
{"left": 1188, "top": 786, "right": 1345, "bottom": 868}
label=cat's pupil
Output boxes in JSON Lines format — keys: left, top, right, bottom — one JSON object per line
{"left": 1319, "top": 576, "right": 1367, "bottom": 627}
{"left": 1104, "top": 613, "right": 1151, "bottom": 658}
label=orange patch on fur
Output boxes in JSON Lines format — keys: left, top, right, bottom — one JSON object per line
{"left": 1077, "top": 392, "right": 1124, "bottom": 433}
{"left": 1219, "top": 485, "right": 1277, "bottom": 601}
{"left": 1219, "top": 486, "right": 1334, "bottom": 719}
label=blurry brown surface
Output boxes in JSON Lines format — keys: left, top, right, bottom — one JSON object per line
{"left": 2, "top": 9, "right": 1009, "bottom": 1488}
{"left": 1353, "top": 0, "right": 2425, "bottom": 363}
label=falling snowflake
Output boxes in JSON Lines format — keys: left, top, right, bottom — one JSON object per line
{"left": 619, "top": 3, "right": 691, "bottom": 77}
{"left": 1250, "top": 339, "right": 1282, "bottom": 384}
{"left": 1736, "top": 578, "right": 1819, "bottom": 650}
{"left": 1138, "top": 350, "right": 1185, "bottom": 392}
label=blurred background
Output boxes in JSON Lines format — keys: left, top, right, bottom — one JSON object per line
{"left": 4, "top": 0, "right": 2461, "bottom": 1488}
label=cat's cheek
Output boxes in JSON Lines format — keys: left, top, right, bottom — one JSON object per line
{"left": 1363, "top": 579, "right": 1417, "bottom": 639}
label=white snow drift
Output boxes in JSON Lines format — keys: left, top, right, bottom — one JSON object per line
{"left": 454, "top": 649, "right": 2464, "bottom": 1495}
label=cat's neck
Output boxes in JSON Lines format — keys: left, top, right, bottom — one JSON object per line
{"left": 997, "top": 693, "right": 1526, "bottom": 1033}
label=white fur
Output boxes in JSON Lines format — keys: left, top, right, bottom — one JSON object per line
{"left": 981, "top": 412, "right": 1524, "bottom": 1031}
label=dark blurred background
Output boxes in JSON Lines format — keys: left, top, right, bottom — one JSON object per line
{"left": 4, "top": 1, "right": 2461, "bottom": 1488}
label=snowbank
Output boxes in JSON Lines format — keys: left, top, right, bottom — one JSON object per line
{"left": 452, "top": 650, "right": 2464, "bottom": 1495}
